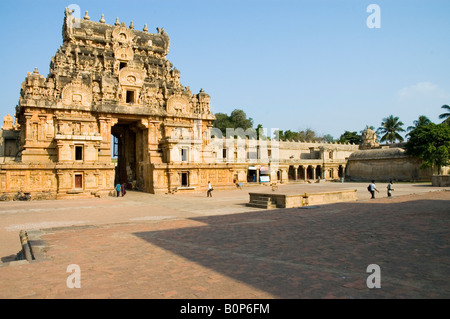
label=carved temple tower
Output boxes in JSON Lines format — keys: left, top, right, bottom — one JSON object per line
{"left": 0, "top": 9, "right": 241, "bottom": 198}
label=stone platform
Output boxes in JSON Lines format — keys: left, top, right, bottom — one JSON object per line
{"left": 247, "top": 189, "right": 358, "bottom": 209}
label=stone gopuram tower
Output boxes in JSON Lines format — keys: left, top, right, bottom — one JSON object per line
{"left": 0, "top": 9, "right": 239, "bottom": 198}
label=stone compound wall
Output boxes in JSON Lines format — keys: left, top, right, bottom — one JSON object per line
{"left": 346, "top": 148, "right": 434, "bottom": 182}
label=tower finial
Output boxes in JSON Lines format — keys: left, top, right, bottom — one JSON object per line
{"left": 129, "top": 21, "right": 134, "bottom": 29}
{"left": 84, "top": 11, "right": 90, "bottom": 20}
{"left": 100, "top": 14, "right": 105, "bottom": 23}
{"left": 143, "top": 24, "right": 148, "bottom": 32}
{"left": 115, "top": 17, "right": 120, "bottom": 26}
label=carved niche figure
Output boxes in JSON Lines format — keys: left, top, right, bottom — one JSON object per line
{"left": 61, "top": 75, "right": 92, "bottom": 107}
{"left": 112, "top": 26, "right": 134, "bottom": 45}
{"left": 92, "top": 81, "right": 101, "bottom": 104}
{"left": 118, "top": 66, "right": 145, "bottom": 87}
{"left": 141, "top": 86, "right": 159, "bottom": 107}
{"left": 167, "top": 95, "right": 190, "bottom": 115}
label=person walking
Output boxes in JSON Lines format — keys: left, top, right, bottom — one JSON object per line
{"left": 207, "top": 181, "right": 213, "bottom": 197}
{"left": 368, "top": 180, "right": 379, "bottom": 199}
{"left": 387, "top": 180, "right": 394, "bottom": 198}
{"left": 121, "top": 183, "right": 127, "bottom": 197}
{"left": 115, "top": 183, "right": 121, "bottom": 197}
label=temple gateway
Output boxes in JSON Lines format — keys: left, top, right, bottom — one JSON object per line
{"left": 1, "top": 9, "right": 402, "bottom": 200}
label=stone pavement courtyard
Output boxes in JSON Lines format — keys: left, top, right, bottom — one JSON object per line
{"left": 0, "top": 182, "right": 449, "bottom": 299}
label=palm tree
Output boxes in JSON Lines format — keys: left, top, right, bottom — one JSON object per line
{"left": 407, "top": 115, "right": 431, "bottom": 132}
{"left": 377, "top": 115, "right": 405, "bottom": 143}
{"left": 439, "top": 104, "right": 450, "bottom": 124}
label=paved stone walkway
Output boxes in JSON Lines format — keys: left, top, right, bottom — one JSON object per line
{"left": 0, "top": 183, "right": 449, "bottom": 298}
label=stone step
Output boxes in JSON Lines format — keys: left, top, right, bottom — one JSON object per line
{"left": 246, "top": 202, "right": 276, "bottom": 209}
{"left": 250, "top": 196, "right": 271, "bottom": 202}
{"left": 249, "top": 199, "right": 273, "bottom": 205}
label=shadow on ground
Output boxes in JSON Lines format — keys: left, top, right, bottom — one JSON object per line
{"left": 134, "top": 197, "right": 450, "bottom": 298}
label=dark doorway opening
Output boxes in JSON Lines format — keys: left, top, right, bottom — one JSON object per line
{"left": 307, "top": 166, "right": 314, "bottom": 179}
{"left": 119, "top": 62, "right": 127, "bottom": 70}
{"left": 247, "top": 168, "right": 257, "bottom": 182}
{"left": 181, "top": 172, "right": 189, "bottom": 187}
{"left": 338, "top": 165, "right": 344, "bottom": 178}
{"left": 288, "top": 166, "right": 295, "bottom": 180}
{"left": 298, "top": 166, "right": 305, "bottom": 180}
{"left": 126, "top": 90, "right": 135, "bottom": 104}
{"left": 316, "top": 166, "right": 322, "bottom": 180}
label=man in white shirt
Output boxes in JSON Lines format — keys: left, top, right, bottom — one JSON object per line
{"left": 207, "top": 181, "right": 213, "bottom": 197}
{"left": 369, "top": 180, "right": 379, "bottom": 199}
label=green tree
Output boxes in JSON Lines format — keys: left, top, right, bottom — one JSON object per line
{"left": 405, "top": 123, "right": 450, "bottom": 174}
{"left": 283, "top": 130, "right": 301, "bottom": 141}
{"left": 321, "top": 134, "right": 335, "bottom": 143}
{"left": 212, "top": 109, "right": 254, "bottom": 135}
{"left": 377, "top": 115, "right": 405, "bottom": 143}
{"left": 439, "top": 104, "right": 450, "bottom": 124}
{"left": 298, "top": 128, "right": 318, "bottom": 142}
{"left": 339, "top": 131, "right": 361, "bottom": 144}
{"left": 230, "top": 109, "right": 253, "bottom": 131}
{"left": 274, "top": 129, "right": 333, "bottom": 142}
{"left": 212, "top": 113, "right": 233, "bottom": 135}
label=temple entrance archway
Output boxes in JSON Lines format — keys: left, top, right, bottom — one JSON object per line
{"left": 112, "top": 123, "right": 136, "bottom": 187}
{"left": 111, "top": 118, "right": 148, "bottom": 190}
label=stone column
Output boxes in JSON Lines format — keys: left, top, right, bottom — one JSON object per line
{"left": 303, "top": 166, "right": 307, "bottom": 181}
{"left": 294, "top": 167, "right": 298, "bottom": 181}
{"left": 312, "top": 165, "right": 316, "bottom": 180}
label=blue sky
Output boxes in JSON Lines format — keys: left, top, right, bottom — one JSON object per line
{"left": 0, "top": 0, "right": 449, "bottom": 139}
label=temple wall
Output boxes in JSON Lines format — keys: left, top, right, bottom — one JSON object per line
{"left": 346, "top": 155, "right": 434, "bottom": 182}
{"left": 0, "top": 163, "right": 115, "bottom": 199}
{"left": 0, "top": 165, "right": 58, "bottom": 199}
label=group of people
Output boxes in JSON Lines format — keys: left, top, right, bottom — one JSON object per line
{"left": 115, "top": 183, "right": 127, "bottom": 197}
{"left": 368, "top": 180, "right": 394, "bottom": 199}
